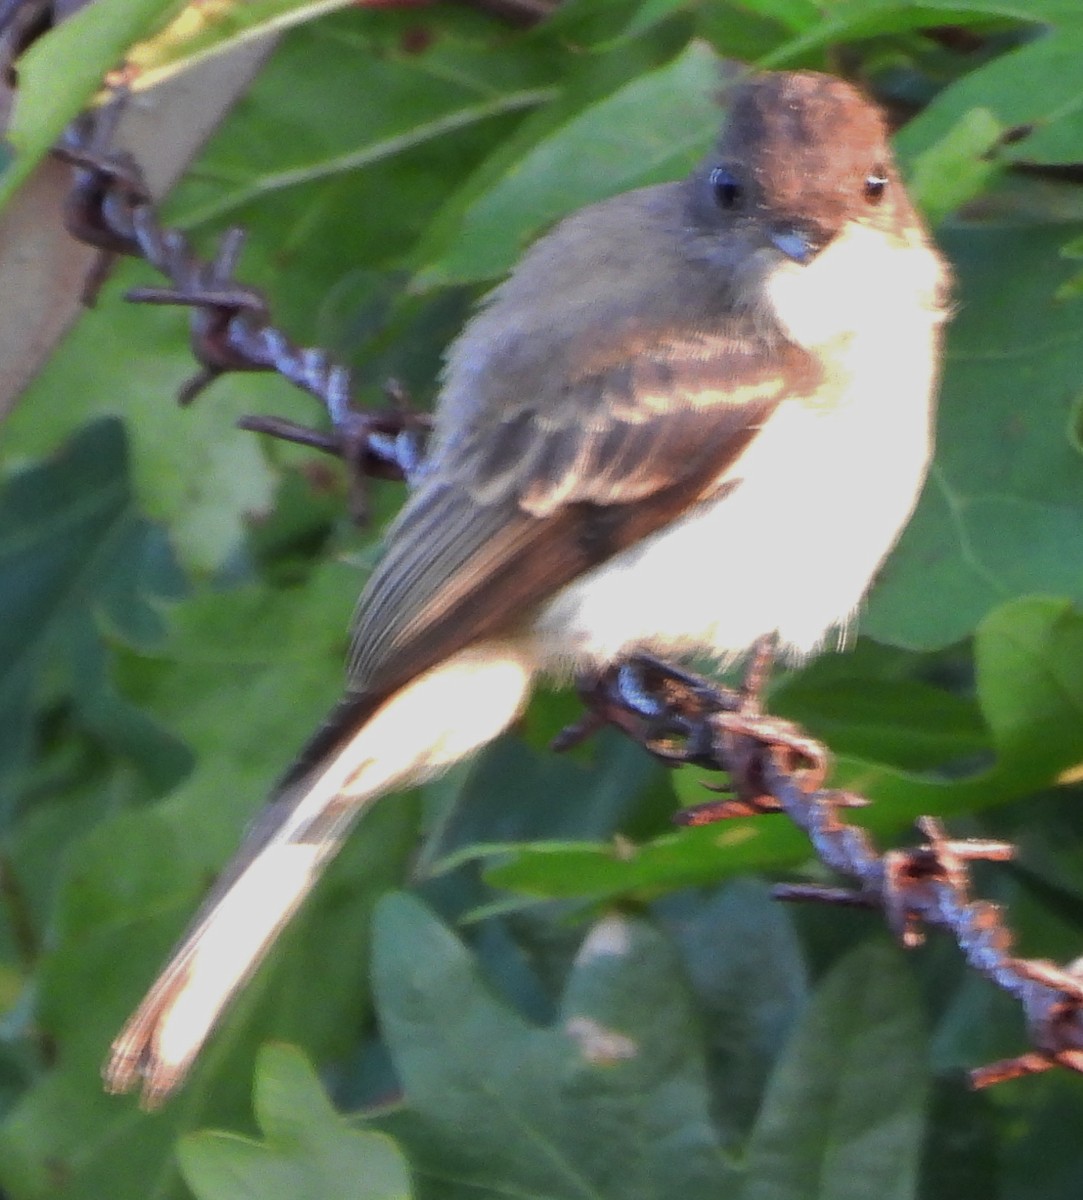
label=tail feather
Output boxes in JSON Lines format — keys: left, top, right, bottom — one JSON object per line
{"left": 103, "top": 837, "right": 332, "bottom": 1104}
{"left": 270, "top": 692, "right": 382, "bottom": 796}
{"left": 103, "top": 639, "right": 535, "bottom": 1107}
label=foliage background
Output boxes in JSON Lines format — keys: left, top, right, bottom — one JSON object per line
{"left": 2, "top": 0, "right": 1083, "bottom": 1196}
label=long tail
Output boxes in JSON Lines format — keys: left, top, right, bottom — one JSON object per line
{"left": 103, "top": 640, "right": 534, "bottom": 1107}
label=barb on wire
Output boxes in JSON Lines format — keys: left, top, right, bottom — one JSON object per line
{"left": 53, "top": 96, "right": 428, "bottom": 522}
{"left": 557, "top": 656, "right": 1083, "bottom": 1089}
{"left": 53, "top": 91, "right": 1083, "bottom": 1091}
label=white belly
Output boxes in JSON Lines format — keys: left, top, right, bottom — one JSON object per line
{"left": 532, "top": 225, "right": 945, "bottom": 673}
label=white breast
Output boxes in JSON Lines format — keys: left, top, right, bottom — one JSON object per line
{"left": 532, "top": 223, "right": 948, "bottom": 674}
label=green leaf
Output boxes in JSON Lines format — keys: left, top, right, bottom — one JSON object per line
{"left": 735, "top": 0, "right": 822, "bottom": 28}
{"left": 0, "top": 418, "right": 184, "bottom": 793}
{"left": 764, "top": 1, "right": 1083, "bottom": 68}
{"left": 0, "top": 799, "right": 419, "bottom": 1200}
{"left": 119, "top": 559, "right": 365, "bottom": 868}
{"left": 0, "top": 0, "right": 178, "bottom": 209}
{"left": 919, "top": 1077, "right": 1000, "bottom": 1200}
{"left": 658, "top": 880, "right": 808, "bottom": 1145}
{"left": 372, "top": 894, "right": 734, "bottom": 1200}
{"left": 738, "top": 941, "right": 927, "bottom": 1200}
{"left": 179, "top": 1044, "right": 411, "bottom": 1200}
{"left": 865, "top": 223, "right": 1083, "bottom": 649}
{"left": 773, "top": 670, "right": 989, "bottom": 773}
{"left": 477, "top": 825, "right": 812, "bottom": 901}
{"left": 2, "top": 277, "right": 280, "bottom": 573}
{"left": 123, "top": 0, "right": 366, "bottom": 93}
{"left": 0, "top": 552, "right": 420, "bottom": 1199}
{"left": 896, "top": 27, "right": 1083, "bottom": 169}
{"left": 167, "top": 8, "right": 560, "bottom": 245}
{"left": 415, "top": 40, "right": 724, "bottom": 288}
{"left": 906, "top": 108, "right": 1003, "bottom": 227}
{"left": 428, "top": 730, "right": 671, "bottom": 874}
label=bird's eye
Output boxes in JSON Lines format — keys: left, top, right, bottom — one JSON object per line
{"left": 864, "top": 169, "right": 888, "bottom": 205}
{"left": 710, "top": 166, "right": 743, "bottom": 210}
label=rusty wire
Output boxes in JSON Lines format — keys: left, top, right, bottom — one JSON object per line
{"left": 52, "top": 97, "right": 427, "bottom": 521}
{"left": 564, "top": 657, "right": 1083, "bottom": 1088}
{"left": 50, "top": 99, "right": 1083, "bottom": 1091}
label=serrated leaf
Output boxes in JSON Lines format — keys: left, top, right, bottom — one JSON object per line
{"left": 738, "top": 941, "right": 927, "bottom": 1200}
{"left": 179, "top": 1044, "right": 411, "bottom": 1200}
{"left": 371, "top": 894, "right": 734, "bottom": 1200}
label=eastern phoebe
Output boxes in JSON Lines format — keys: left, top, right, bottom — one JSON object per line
{"left": 104, "top": 70, "right": 950, "bottom": 1105}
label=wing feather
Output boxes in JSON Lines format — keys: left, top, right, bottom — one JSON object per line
{"left": 345, "top": 327, "right": 820, "bottom": 698}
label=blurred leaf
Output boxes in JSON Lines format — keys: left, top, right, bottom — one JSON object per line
{"left": 473, "top": 824, "right": 810, "bottom": 902}
{"left": 618, "top": 0, "right": 821, "bottom": 42}
{"left": 906, "top": 107, "right": 1003, "bottom": 226}
{"left": 168, "top": 8, "right": 560, "bottom": 244}
{"left": 427, "top": 731, "right": 670, "bottom": 869}
{"left": 408, "top": 20, "right": 693, "bottom": 288}
{"left": 919, "top": 1076, "right": 1001, "bottom": 1200}
{"left": 2, "top": 277, "right": 282, "bottom": 573}
{"left": 0, "top": 418, "right": 184, "bottom": 794}
{"left": 534, "top": 0, "right": 666, "bottom": 47}
{"left": 414, "top": 40, "right": 724, "bottom": 288}
{"left": 738, "top": 940, "right": 927, "bottom": 1200}
{"left": 656, "top": 880, "right": 809, "bottom": 1145}
{"left": 172, "top": 70, "right": 553, "bottom": 231}
{"left": 0, "top": 799, "right": 419, "bottom": 1200}
{"left": 0, "top": 0, "right": 177, "bottom": 209}
{"left": 124, "top": 0, "right": 361, "bottom": 93}
{"left": 896, "top": 26, "right": 1083, "bottom": 169}
{"left": 372, "top": 894, "right": 735, "bottom": 1200}
{"left": 610, "top": 0, "right": 694, "bottom": 41}
{"left": 0, "top": 552, "right": 420, "bottom": 1199}
{"left": 737, "top": 0, "right": 821, "bottom": 27}
{"left": 775, "top": 674, "right": 989, "bottom": 771}
{"left": 118, "top": 559, "right": 359, "bottom": 866}
{"left": 865, "top": 224, "right": 1083, "bottom": 649}
{"left": 179, "top": 1044, "right": 411, "bottom": 1200}
{"left": 765, "top": 1, "right": 1081, "bottom": 67}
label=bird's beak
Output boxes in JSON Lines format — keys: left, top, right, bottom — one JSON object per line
{"left": 769, "top": 227, "right": 819, "bottom": 265}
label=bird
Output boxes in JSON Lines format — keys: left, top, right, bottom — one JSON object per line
{"left": 104, "top": 68, "right": 950, "bottom": 1106}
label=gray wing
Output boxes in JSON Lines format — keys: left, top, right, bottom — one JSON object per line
{"left": 347, "top": 325, "right": 821, "bottom": 697}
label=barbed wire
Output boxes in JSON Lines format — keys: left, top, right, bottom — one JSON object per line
{"left": 559, "top": 656, "right": 1083, "bottom": 1087}
{"left": 53, "top": 97, "right": 427, "bottom": 521}
{"left": 50, "top": 99, "right": 1083, "bottom": 1090}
